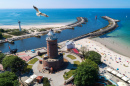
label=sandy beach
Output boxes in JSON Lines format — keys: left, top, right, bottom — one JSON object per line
{"left": 92, "top": 37, "right": 130, "bottom": 57}
{"left": 0, "top": 23, "right": 67, "bottom": 29}
{"left": 74, "top": 38, "right": 130, "bottom": 78}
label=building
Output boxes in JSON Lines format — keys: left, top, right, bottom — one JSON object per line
{"left": 66, "top": 40, "right": 75, "bottom": 51}
{"left": 42, "top": 29, "right": 64, "bottom": 71}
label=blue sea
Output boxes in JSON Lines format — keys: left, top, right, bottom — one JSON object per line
{"left": 0, "top": 9, "right": 130, "bottom": 53}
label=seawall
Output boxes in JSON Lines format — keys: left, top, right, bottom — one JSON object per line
{"left": 0, "top": 17, "right": 86, "bottom": 44}
{"left": 71, "top": 16, "right": 119, "bottom": 41}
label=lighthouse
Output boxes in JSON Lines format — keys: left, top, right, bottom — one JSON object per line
{"left": 42, "top": 29, "right": 64, "bottom": 71}
{"left": 18, "top": 20, "right": 21, "bottom": 31}
{"left": 46, "top": 29, "right": 58, "bottom": 59}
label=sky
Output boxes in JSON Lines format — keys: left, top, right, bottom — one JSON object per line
{"left": 0, "top": 0, "right": 130, "bottom": 9}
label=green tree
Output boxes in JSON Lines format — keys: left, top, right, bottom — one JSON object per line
{"left": 43, "top": 77, "right": 50, "bottom": 86}
{"left": 0, "top": 32, "right": 3, "bottom": 39}
{"left": 0, "top": 53, "right": 5, "bottom": 63}
{"left": 2, "top": 55, "right": 28, "bottom": 77}
{"left": 0, "top": 71, "right": 19, "bottom": 86}
{"left": 85, "top": 51, "right": 101, "bottom": 64}
{"left": 74, "top": 59, "right": 99, "bottom": 86}
{"left": 0, "top": 29, "right": 4, "bottom": 32}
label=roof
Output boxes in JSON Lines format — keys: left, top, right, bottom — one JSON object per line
{"left": 39, "top": 60, "right": 42, "bottom": 61}
{"left": 66, "top": 41, "right": 74, "bottom": 45}
{"left": 36, "top": 76, "right": 43, "bottom": 80}
{"left": 25, "top": 74, "right": 37, "bottom": 84}
{"left": 47, "top": 30, "right": 54, "bottom": 36}
{"left": 72, "top": 48, "right": 79, "bottom": 54}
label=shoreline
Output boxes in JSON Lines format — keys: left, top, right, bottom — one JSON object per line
{"left": 73, "top": 38, "right": 130, "bottom": 78}
{"left": 0, "top": 23, "right": 68, "bottom": 29}
{"left": 0, "top": 17, "right": 86, "bottom": 43}
{"left": 91, "top": 37, "right": 130, "bottom": 57}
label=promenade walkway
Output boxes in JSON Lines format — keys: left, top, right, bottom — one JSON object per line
{"left": 28, "top": 52, "right": 82, "bottom": 86}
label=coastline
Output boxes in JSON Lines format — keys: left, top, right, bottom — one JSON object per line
{"left": 0, "top": 17, "right": 86, "bottom": 44}
{"left": 91, "top": 37, "right": 130, "bottom": 57}
{"left": 0, "top": 23, "right": 67, "bottom": 29}
{"left": 73, "top": 38, "right": 130, "bottom": 78}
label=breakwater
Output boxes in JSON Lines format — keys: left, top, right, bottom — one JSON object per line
{"left": 0, "top": 17, "right": 86, "bottom": 44}
{"left": 71, "top": 16, "right": 119, "bottom": 41}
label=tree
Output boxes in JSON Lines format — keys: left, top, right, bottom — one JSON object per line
{"left": 80, "top": 46, "right": 88, "bottom": 57}
{"left": 74, "top": 59, "right": 99, "bottom": 86}
{"left": 85, "top": 51, "right": 101, "bottom": 64}
{"left": 0, "top": 71, "right": 19, "bottom": 86}
{"left": 0, "top": 32, "right": 3, "bottom": 39}
{"left": 2, "top": 55, "right": 28, "bottom": 77}
{"left": 0, "top": 29, "right": 4, "bottom": 32}
{"left": 0, "top": 53, "right": 5, "bottom": 63}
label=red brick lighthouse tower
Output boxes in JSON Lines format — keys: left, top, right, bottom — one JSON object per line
{"left": 43, "top": 29, "right": 64, "bottom": 71}
{"left": 46, "top": 29, "right": 58, "bottom": 59}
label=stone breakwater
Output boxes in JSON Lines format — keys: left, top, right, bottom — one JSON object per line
{"left": 0, "top": 17, "right": 86, "bottom": 44}
{"left": 72, "top": 16, "right": 120, "bottom": 41}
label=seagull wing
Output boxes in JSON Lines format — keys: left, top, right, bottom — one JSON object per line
{"left": 33, "top": 5, "right": 40, "bottom": 13}
{"left": 40, "top": 13, "right": 49, "bottom": 17}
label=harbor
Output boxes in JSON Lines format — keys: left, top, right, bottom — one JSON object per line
{"left": 0, "top": 17, "right": 86, "bottom": 44}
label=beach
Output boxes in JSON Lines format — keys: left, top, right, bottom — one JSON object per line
{"left": 74, "top": 38, "right": 130, "bottom": 78}
{"left": 92, "top": 37, "right": 130, "bottom": 57}
{"left": 0, "top": 23, "right": 67, "bottom": 30}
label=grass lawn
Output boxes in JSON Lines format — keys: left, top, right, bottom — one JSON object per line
{"left": 26, "top": 65, "right": 33, "bottom": 73}
{"left": 73, "top": 61, "right": 80, "bottom": 67}
{"left": 28, "top": 58, "right": 39, "bottom": 64}
{"left": 3, "top": 35, "right": 12, "bottom": 38}
{"left": 63, "top": 69, "right": 75, "bottom": 80}
{"left": 27, "top": 65, "right": 33, "bottom": 69}
{"left": 8, "top": 31, "right": 26, "bottom": 36}
{"left": 63, "top": 53, "right": 65, "bottom": 55}
{"left": 67, "top": 55, "right": 76, "bottom": 60}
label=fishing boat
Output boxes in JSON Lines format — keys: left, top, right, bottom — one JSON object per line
{"left": 8, "top": 39, "right": 14, "bottom": 44}
{"left": 8, "top": 44, "right": 17, "bottom": 54}
{"left": 95, "top": 16, "right": 97, "bottom": 20}
{"left": 10, "top": 49, "right": 18, "bottom": 54}
{"left": 35, "top": 34, "right": 41, "bottom": 38}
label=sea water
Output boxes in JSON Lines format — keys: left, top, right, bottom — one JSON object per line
{"left": 0, "top": 9, "right": 130, "bottom": 52}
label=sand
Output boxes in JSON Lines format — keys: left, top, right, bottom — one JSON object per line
{"left": 92, "top": 37, "right": 130, "bottom": 57}
{"left": 74, "top": 38, "right": 130, "bottom": 78}
{"left": 0, "top": 23, "right": 67, "bottom": 30}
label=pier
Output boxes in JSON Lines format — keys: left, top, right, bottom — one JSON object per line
{"left": 71, "top": 16, "right": 120, "bottom": 41}
{"left": 0, "top": 17, "right": 86, "bottom": 44}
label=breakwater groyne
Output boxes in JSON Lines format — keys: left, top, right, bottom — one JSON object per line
{"left": 71, "top": 16, "right": 120, "bottom": 41}
{"left": 0, "top": 17, "right": 86, "bottom": 44}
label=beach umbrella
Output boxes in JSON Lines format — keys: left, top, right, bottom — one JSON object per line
{"left": 31, "top": 49, "right": 35, "bottom": 53}
{"left": 117, "top": 68, "right": 119, "bottom": 70}
{"left": 31, "top": 49, "right": 35, "bottom": 52}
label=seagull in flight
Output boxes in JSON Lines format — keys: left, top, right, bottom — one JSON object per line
{"left": 33, "top": 5, "right": 49, "bottom": 17}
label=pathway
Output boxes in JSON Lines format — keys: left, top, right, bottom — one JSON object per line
{"left": 31, "top": 52, "right": 82, "bottom": 86}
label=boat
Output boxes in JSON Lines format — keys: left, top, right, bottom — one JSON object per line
{"left": 95, "top": 16, "right": 97, "bottom": 20}
{"left": 10, "top": 49, "right": 18, "bottom": 54}
{"left": 8, "top": 40, "right": 14, "bottom": 44}
{"left": 35, "top": 34, "right": 41, "bottom": 38}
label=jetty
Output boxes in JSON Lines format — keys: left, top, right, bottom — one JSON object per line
{"left": 71, "top": 16, "right": 120, "bottom": 41}
{"left": 0, "top": 17, "right": 86, "bottom": 44}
